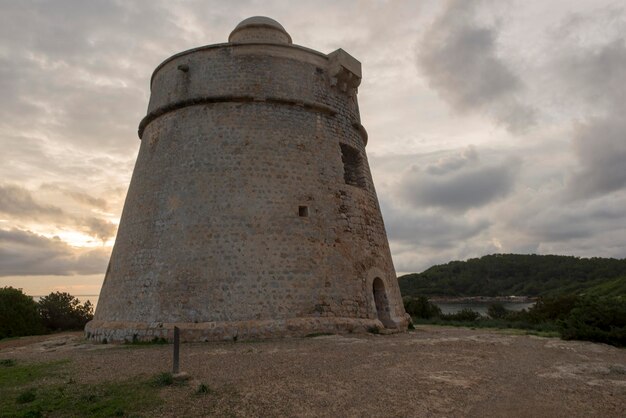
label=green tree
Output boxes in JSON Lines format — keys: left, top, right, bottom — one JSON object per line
{"left": 37, "top": 292, "right": 94, "bottom": 331}
{"left": 403, "top": 296, "right": 442, "bottom": 319}
{"left": 560, "top": 296, "right": 626, "bottom": 347}
{"left": 441, "top": 308, "right": 481, "bottom": 322}
{"left": 398, "top": 254, "right": 626, "bottom": 298}
{"left": 528, "top": 295, "right": 578, "bottom": 323}
{"left": 487, "top": 302, "right": 508, "bottom": 319}
{"left": 0, "top": 287, "right": 44, "bottom": 339}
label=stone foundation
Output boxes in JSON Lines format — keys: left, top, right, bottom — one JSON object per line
{"left": 85, "top": 316, "right": 408, "bottom": 343}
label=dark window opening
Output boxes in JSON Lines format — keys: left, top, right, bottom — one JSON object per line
{"left": 299, "top": 206, "right": 309, "bottom": 217}
{"left": 340, "top": 143, "right": 366, "bottom": 188}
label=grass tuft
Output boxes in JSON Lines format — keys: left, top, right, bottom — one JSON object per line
{"left": 16, "top": 388, "right": 36, "bottom": 404}
{"left": 151, "top": 372, "right": 174, "bottom": 387}
{"left": 196, "top": 382, "right": 212, "bottom": 395}
{"left": 0, "top": 359, "right": 16, "bottom": 367}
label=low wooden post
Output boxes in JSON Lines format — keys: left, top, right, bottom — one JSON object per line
{"left": 173, "top": 326, "right": 180, "bottom": 374}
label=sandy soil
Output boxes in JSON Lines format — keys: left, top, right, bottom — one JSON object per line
{"left": 1, "top": 326, "right": 625, "bottom": 417}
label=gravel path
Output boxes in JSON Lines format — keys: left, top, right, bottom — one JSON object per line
{"left": 1, "top": 326, "right": 625, "bottom": 417}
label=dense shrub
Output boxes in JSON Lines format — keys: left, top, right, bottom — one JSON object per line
{"left": 527, "top": 295, "right": 578, "bottom": 323}
{"left": 403, "top": 296, "right": 442, "bottom": 319}
{"left": 487, "top": 302, "right": 508, "bottom": 319}
{"left": 399, "top": 254, "right": 626, "bottom": 298}
{"left": 441, "top": 308, "right": 482, "bottom": 322}
{"left": 38, "top": 292, "right": 94, "bottom": 331}
{"left": 405, "top": 294, "right": 625, "bottom": 347}
{"left": 0, "top": 287, "right": 44, "bottom": 339}
{"left": 560, "top": 296, "right": 626, "bottom": 347}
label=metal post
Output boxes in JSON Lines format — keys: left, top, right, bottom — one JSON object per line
{"left": 173, "top": 326, "right": 180, "bottom": 374}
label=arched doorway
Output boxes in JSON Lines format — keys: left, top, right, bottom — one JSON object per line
{"left": 373, "top": 278, "right": 394, "bottom": 328}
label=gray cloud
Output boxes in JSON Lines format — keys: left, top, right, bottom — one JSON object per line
{"left": 397, "top": 148, "right": 520, "bottom": 212}
{"left": 0, "top": 183, "right": 116, "bottom": 241}
{"left": 558, "top": 39, "right": 626, "bottom": 199}
{"left": 39, "top": 184, "right": 108, "bottom": 210}
{"left": 417, "top": 0, "right": 536, "bottom": 133}
{"left": 385, "top": 208, "right": 490, "bottom": 249}
{"left": 0, "top": 228, "right": 110, "bottom": 277}
{"left": 0, "top": 184, "right": 64, "bottom": 219}
{"left": 569, "top": 116, "right": 626, "bottom": 199}
{"left": 380, "top": 197, "right": 493, "bottom": 273}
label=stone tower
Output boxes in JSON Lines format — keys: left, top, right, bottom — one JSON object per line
{"left": 86, "top": 16, "right": 409, "bottom": 342}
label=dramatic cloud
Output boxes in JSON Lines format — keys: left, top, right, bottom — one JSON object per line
{"left": 0, "top": 1, "right": 625, "bottom": 288}
{"left": 569, "top": 116, "right": 626, "bottom": 199}
{"left": 417, "top": 0, "right": 535, "bottom": 133}
{"left": 39, "top": 184, "right": 108, "bottom": 211}
{"left": 560, "top": 39, "right": 626, "bottom": 199}
{"left": 0, "top": 183, "right": 117, "bottom": 242}
{"left": 397, "top": 147, "right": 520, "bottom": 212}
{"left": 0, "top": 184, "right": 64, "bottom": 219}
{"left": 0, "top": 228, "right": 110, "bottom": 277}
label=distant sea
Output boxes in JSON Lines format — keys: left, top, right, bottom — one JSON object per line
{"left": 434, "top": 301, "right": 535, "bottom": 315}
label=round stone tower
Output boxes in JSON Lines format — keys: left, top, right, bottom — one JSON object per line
{"left": 86, "top": 16, "right": 410, "bottom": 342}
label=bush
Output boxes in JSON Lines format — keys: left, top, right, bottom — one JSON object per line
{"left": 37, "top": 292, "right": 94, "bottom": 331}
{"left": 404, "top": 296, "right": 442, "bottom": 319}
{"left": 560, "top": 296, "right": 626, "bottom": 347}
{"left": 487, "top": 302, "right": 509, "bottom": 319}
{"left": 151, "top": 372, "right": 174, "bottom": 387}
{"left": 16, "top": 388, "right": 37, "bottom": 404}
{"left": 0, "top": 287, "right": 45, "bottom": 339}
{"left": 527, "top": 295, "right": 578, "bottom": 323}
{"left": 441, "top": 308, "right": 482, "bottom": 322}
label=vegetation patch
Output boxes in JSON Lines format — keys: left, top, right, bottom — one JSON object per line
{"left": 196, "top": 382, "right": 212, "bottom": 395}
{"left": 0, "top": 359, "right": 16, "bottom": 367}
{"left": 124, "top": 336, "right": 168, "bottom": 347}
{"left": 151, "top": 372, "right": 174, "bottom": 387}
{"left": 0, "top": 359, "right": 162, "bottom": 418}
{"left": 399, "top": 254, "right": 626, "bottom": 298}
{"left": 0, "top": 287, "right": 94, "bottom": 340}
{"left": 405, "top": 294, "right": 625, "bottom": 347}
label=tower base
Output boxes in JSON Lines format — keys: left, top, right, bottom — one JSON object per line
{"left": 85, "top": 316, "right": 409, "bottom": 343}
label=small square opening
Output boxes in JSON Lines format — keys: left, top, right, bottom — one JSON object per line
{"left": 299, "top": 206, "right": 309, "bottom": 217}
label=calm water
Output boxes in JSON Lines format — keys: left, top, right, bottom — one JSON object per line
{"left": 434, "top": 301, "right": 535, "bottom": 315}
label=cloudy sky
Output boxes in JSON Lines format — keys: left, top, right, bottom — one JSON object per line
{"left": 1, "top": 0, "right": 625, "bottom": 296}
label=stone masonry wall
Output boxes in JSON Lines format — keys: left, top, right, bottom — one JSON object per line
{"left": 88, "top": 39, "right": 409, "bottom": 342}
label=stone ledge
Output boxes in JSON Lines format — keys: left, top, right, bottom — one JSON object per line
{"left": 84, "top": 317, "right": 406, "bottom": 343}
{"left": 138, "top": 96, "right": 337, "bottom": 138}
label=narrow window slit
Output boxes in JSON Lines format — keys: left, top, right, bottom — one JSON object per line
{"left": 340, "top": 143, "right": 366, "bottom": 188}
{"left": 299, "top": 206, "right": 309, "bottom": 217}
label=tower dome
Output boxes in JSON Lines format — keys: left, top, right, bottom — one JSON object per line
{"left": 229, "top": 16, "right": 292, "bottom": 44}
{"left": 86, "top": 17, "right": 409, "bottom": 342}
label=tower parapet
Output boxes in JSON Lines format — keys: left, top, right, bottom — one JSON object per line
{"left": 87, "top": 17, "right": 409, "bottom": 342}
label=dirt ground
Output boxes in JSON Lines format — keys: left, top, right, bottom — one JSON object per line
{"left": 1, "top": 326, "right": 625, "bottom": 417}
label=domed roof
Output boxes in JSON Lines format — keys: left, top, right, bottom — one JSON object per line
{"left": 234, "top": 16, "right": 287, "bottom": 32}
{"left": 229, "top": 16, "right": 292, "bottom": 44}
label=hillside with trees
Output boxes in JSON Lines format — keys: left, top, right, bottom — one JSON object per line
{"left": 398, "top": 254, "right": 626, "bottom": 298}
